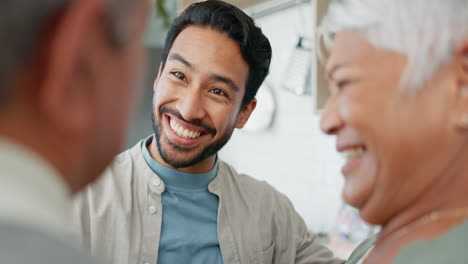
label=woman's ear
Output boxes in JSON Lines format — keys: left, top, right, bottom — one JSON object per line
{"left": 457, "top": 41, "right": 468, "bottom": 84}
{"left": 454, "top": 41, "right": 468, "bottom": 129}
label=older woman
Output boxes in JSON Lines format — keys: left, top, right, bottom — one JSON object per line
{"left": 318, "top": 0, "right": 468, "bottom": 263}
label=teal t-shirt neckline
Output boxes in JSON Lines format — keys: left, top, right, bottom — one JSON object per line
{"left": 141, "top": 136, "right": 224, "bottom": 264}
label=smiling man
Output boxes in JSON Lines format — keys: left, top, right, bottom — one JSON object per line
{"left": 73, "top": 1, "right": 343, "bottom": 264}
{"left": 151, "top": 24, "right": 252, "bottom": 173}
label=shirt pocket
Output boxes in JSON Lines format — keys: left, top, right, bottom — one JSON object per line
{"left": 250, "top": 241, "right": 275, "bottom": 264}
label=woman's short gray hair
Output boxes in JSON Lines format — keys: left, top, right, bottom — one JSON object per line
{"left": 0, "top": 0, "right": 135, "bottom": 106}
{"left": 318, "top": 0, "right": 468, "bottom": 90}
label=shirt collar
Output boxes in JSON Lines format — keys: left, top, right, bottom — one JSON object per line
{"left": 142, "top": 135, "right": 218, "bottom": 191}
{"left": 0, "top": 137, "right": 72, "bottom": 241}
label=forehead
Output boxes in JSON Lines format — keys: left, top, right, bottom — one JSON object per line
{"left": 168, "top": 26, "right": 249, "bottom": 89}
{"left": 327, "top": 30, "right": 378, "bottom": 72}
{"left": 327, "top": 30, "right": 408, "bottom": 81}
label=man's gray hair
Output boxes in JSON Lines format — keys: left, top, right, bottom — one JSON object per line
{"left": 0, "top": 0, "right": 135, "bottom": 105}
{"left": 318, "top": 0, "right": 468, "bottom": 90}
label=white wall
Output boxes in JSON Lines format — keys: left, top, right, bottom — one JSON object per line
{"left": 219, "top": 2, "right": 344, "bottom": 233}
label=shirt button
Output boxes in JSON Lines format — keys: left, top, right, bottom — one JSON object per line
{"left": 152, "top": 178, "right": 161, "bottom": 187}
{"left": 148, "top": 206, "right": 157, "bottom": 214}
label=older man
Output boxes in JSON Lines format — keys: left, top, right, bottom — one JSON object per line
{"left": 0, "top": 0, "right": 150, "bottom": 263}
{"left": 73, "top": 1, "right": 344, "bottom": 264}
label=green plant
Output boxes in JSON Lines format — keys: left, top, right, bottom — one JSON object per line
{"left": 155, "top": 0, "right": 171, "bottom": 27}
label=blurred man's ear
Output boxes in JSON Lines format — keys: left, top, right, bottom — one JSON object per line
{"left": 235, "top": 98, "right": 257, "bottom": 129}
{"left": 38, "top": 0, "right": 105, "bottom": 136}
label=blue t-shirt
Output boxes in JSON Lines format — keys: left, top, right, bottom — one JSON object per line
{"left": 142, "top": 140, "right": 223, "bottom": 264}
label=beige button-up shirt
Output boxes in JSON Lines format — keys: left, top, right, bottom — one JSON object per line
{"left": 73, "top": 137, "right": 344, "bottom": 264}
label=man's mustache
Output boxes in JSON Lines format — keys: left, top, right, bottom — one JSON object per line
{"left": 160, "top": 105, "right": 216, "bottom": 135}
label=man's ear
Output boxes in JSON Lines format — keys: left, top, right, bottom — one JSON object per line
{"left": 235, "top": 98, "right": 257, "bottom": 129}
{"left": 38, "top": 0, "right": 105, "bottom": 134}
{"left": 153, "top": 63, "right": 163, "bottom": 92}
{"left": 453, "top": 40, "right": 468, "bottom": 129}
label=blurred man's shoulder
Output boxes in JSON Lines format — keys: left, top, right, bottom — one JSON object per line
{"left": 0, "top": 221, "right": 96, "bottom": 264}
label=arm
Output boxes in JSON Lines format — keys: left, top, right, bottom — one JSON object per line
{"left": 274, "top": 192, "right": 345, "bottom": 264}
{"left": 294, "top": 215, "right": 345, "bottom": 264}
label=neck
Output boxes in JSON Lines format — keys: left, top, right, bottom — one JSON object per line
{"left": 380, "top": 157, "right": 468, "bottom": 240}
{"left": 379, "top": 206, "right": 468, "bottom": 243}
{"left": 369, "top": 164, "right": 468, "bottom": 263}
{"left": 368, "top": 206, "right": 468, "bottom": 264}
{"left": 148, "top": 139, "right": 216, "bottom": 174}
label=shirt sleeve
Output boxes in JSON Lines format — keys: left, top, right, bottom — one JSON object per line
{"left": 294, "top": 215, "right": 345, "bottom": 264}
{"left": 273, "top": 191, "right": 345, "bottom": 264}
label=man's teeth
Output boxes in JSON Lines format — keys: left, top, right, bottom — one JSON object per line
{"left": 342, "top": 147, "right": 365, "bottom": 160}
{"left": 170, "top": 119, "right": 201, "bottom": 139}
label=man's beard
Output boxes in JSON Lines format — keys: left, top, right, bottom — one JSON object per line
{"left": 151, "top": 106, "right": 234, "bottom": 168}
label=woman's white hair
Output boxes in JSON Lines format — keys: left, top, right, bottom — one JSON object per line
{"left": 318, "top": 0, "right": 468, "bottom": 90}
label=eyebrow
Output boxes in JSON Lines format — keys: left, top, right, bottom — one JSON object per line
{"left": 168, "top": 52, "right": 240, "bottom": 92}
{"left": 210, "top": 74, "right": 240, "bottom": 92}
{"left": 168, "top": 53, "right": 193, "bottom": 69}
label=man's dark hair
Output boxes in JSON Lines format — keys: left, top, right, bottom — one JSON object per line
{"left": 160, "top": 0, "right": 272, "bottom": 107}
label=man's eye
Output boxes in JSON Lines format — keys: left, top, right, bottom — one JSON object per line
{"left": 172, "top": 71, "right": 186, "bottom": 81}
{"left": 210, "top": 88, "right": 227, "bottom": 97}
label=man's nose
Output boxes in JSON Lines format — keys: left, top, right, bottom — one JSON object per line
{"left": 175, "top": 87, "right": 206, "bottom": 122}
